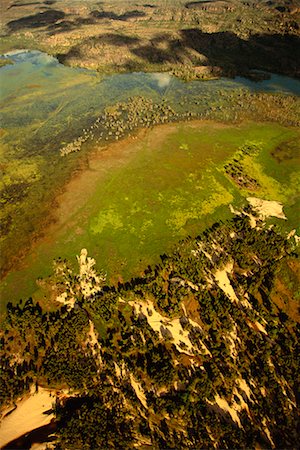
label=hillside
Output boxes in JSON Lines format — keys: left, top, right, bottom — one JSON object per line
{"left": 1, "top": 0, "right": 300, "bottom": 79}
{"left": 1, "top": 209, "right": 299, "bottom": 448}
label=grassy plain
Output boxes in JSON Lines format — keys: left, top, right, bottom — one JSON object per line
{"left": 0, "top": 120, "right": 299, "bottom": 311}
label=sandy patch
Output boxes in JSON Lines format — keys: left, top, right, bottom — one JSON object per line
{"left": 287, "top": 229, "right": 300, "bottom": 245}
{"left": 262, "top": 418, "right": 275, "bottom": 448}
{"left": 30, "top": 442, "right": 54, "bottom": 450}
{"left": 247, "top": 197, "right": 287, "bottom": 220}
{"left": 77, "top": 248, "right": 106, "bottom": 299}
{"left": 214, "top": 262, "right": 238, "bottom": 303}
{"left": 114, "top": 362, "right": 122, "bottom": 378}
{"left": 130, "top": 374, "right": 148, "bottom": 409}
{"left": 254, "top": 320, "right": 268, "bottom": 335}
{"left": 207, "top": 395, "right": 241, "bottom": 427}
{"left": 214, "top": 262, "right": 252, "bottom": 308}
{"left": 0, "top": 387, "right": 55, "bottom": 448}
{"left": 226, "top": 323, "right": 240, "bottom": 359}
{"left": 247, "top": 319, "right": 268, "bottom": 335}
{"left": 56, "top": 249, "right": 105, "bottom": 309}
{"left": 229, "top": 204, "right": 242, "bottom": 216}
{"left": 208, "top": 386, "right": 252, "bottom": 430}
{"left": 31, "top": 444, "right": 55, "bottom": 450}
{"left": 86, "top": 320, "right": 102, "bottom": 363}
{"left": 245, "top": 212, "right": 257, "bottom": 228}
{"left": 237, "top": 378, "right": 252, "bottom": 401}
{"left": 56, "top": 291, "right": 75, "bottom": 309}
{"left": 129, "top": 299, "right": 210, "bottom": 356}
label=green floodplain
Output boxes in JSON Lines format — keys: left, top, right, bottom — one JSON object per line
{"left": 0, "top": 51, "right": 300, "bottom": 312}
{"left": 0, "top": 118, "right": 299, "bottom": 311}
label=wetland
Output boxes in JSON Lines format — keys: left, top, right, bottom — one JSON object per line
{"left": 0, "top": 50, "right": 299, "bottom": 310}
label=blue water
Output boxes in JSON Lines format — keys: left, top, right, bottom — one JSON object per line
{"left": 0, "top": 50, "right": 299, "bottom": 152}
{"left": 234, "top": 73, "right": 300, "bottom": 96}
{"left": 2, "top": 50, "right": 299, "bottom": 100}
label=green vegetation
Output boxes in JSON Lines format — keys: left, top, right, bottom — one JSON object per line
{"left": 0, "top": 58, "right": 13, "bottom": 68}
{"left": 1, "top": 46, "right": 299, "bottom": 290}
{"left": 1, "top": 1, "right": 299, "bottom": 447}
{"left": 1, "top": 213, "right": 299, "bottom": 448}
{"left": 1, "top": 120, "right": 299, "bottom": 310}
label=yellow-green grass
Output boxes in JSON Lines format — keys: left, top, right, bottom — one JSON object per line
{"left": 0, "top": 120, "right": 299, "bottom": 311}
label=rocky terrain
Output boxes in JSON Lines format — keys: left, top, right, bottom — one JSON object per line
{"left": 1, "top": 208, "right": 299, "bottom": 448}
{"left": 1, "top": 0, "right": 300, "bottom": 78}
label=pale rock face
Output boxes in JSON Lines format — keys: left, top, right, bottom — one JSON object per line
{"left": 288, "top": 229, "right": 300, "bottom": 245}
{"left": 129, "top": 298, "right": 210, "bottom": 357}
{"left": 56, "top": 248, "right": 106, "bottom": 307}
{"left": 77, "top": 248, "right": 105, "bottom": 299}
{"left": 77, "top": 248, "right": 88, "bottom": 274}
{"left": 130, "top": 374, "right": 148, "bottom": 409}
{"left": 214, "top": 262, "right": 252, "bottom": 308}
{"left": 214, "top": 262, "right": 238, "bottom": 303}
{"left": 247, "top": 197, "right": 287, "bottom": 220}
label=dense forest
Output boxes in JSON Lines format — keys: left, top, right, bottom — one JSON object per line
{"left": 1, "top": 210, "right": 299, "bottom": 449}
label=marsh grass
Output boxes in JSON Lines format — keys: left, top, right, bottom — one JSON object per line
{"left": 1, "top": 120, "right": 299, "bottom": 310}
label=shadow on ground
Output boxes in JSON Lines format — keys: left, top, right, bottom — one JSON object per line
{"left": 90, "top": 9, "right": 147, "bottom": 21}
{"left": 6, "top": 6, "right": 147, "bottom": 34}
{"left": 179, "top": 29, "right": 300, "bottom": 77}
{"left": 56, "top": 28, "right": 300, "bottom": 78}
{"left": 7, "top": 9, "right": 65, "bottom": 31}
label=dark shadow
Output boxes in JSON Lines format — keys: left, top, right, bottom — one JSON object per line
{"left": 132, "top": 45, "right": 173, "bottom": 64}
{"left": 132, "top": 44, "right": 179, "bottom": 64}
{"left": 98, "top": 33, "right": 141, "bottom": 47}
{"left": 56, "top": 26, "right": 300, "bottom": 79}
{"left": 56, "top": 33, "right": 141, "bottom": 62}
{"left": 47, "top": 16, "right": 96, "bottom": 34}
{"left": 121, "top": 10, "right": 147, "bottom": 20}
{"left": 7, "top": 0, "right": 56, "bottom": 7}
{"left": 90, "top": 10, "right": 119, "bottom": 20}
{"left": 90, "top": 9, "right": 146, "bottom": 21}
{"left": 7, "top": 9, "right": 65, "bottom": 31}
{"left": 185, "top": 0, "right": 235, "bottom": 11}
{"left": 56, "top": 46, "right": 81, "bottom": 64}
{"left": 180, "top": 29, "right": 300, "bottom": 77}
{"left": 186, "top": 0, "right": 215, "bottom": 7}
{"left": 8, "top": 2, "right": 41, "bottom": 9}
{"left": 131, "top": 33, "right": 186, "bottom": 64}
{"left": 3, "top": 420, "right": 57, "bottom": 450}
